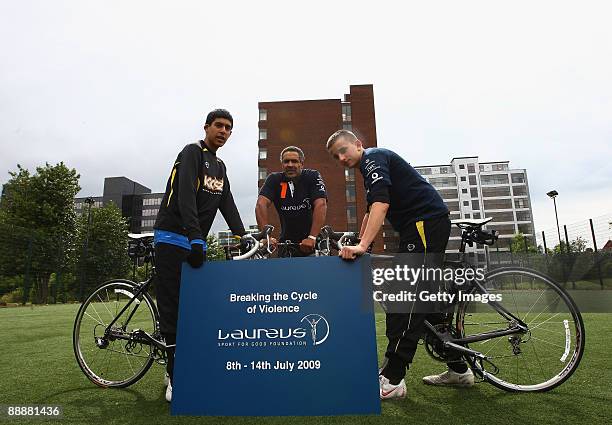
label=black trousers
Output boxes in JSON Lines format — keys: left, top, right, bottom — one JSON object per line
{"left": 154, "top": 243, "right": 191, "bottom": 384}
{"left": 382, "top": 214, "right": 468, "bottom": 383}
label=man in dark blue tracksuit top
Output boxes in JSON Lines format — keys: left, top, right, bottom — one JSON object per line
{"left": 326, "top": 129, "right": 473, "bottom": 400}
{"left": 154, "top": 109, "right": 246, "bottom": 402}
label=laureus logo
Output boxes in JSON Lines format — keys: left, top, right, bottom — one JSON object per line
{"left": 217, "top": 314, "right": 331, "bottom": 346}
{"left": 300, "top": 314, "right": 330, "bottom": 346}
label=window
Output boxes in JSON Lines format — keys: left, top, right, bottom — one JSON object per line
{"left": 486, "top": 224, "right": 516, "bottom": 235}
{"left": 259, "top": 109, "right": 267, "bottom": 121}
{"left": 484, "top": 211, "right": 514, "bottom": 222}
{"left": 141, "top": 219, "right": 156, "bottom": 228}
{"left": 516, "top": 211, "right": 531, "bottom": 221}
{"left": 511, "top": 173, "right": 526, "bottom": 183}
{"left": 342, "top": 103, "right": 352, "bottom": 122}
{"left": 345, "top": 184, "right": 356, "bottom": 203}
{"left": 347, "top": 205, "right": 357, "bottom": 224}
{"left": 469, "top": 175, "right": 477, "bottom": 185}
{"left": 512, "top": 185, "right": 527, "bottom": 196}
{"left": 467, "top": 164, "right": 475, "bottom": 174}
{"left": 437, "top": 188, "right": 458, "bottom": 199}
{"left": 473, "top": 212, "right": 481, "bottom": 219}
{"left": 470, "top": 187, "right": 478, "bottom": 198}
{"left": 480, "top": 174, "right": 509, "bottom": 185}
{"left": 417, "top": 168, "right": 432, "bottom": 175}
{"left": 258, "top": 167, "right": 267, "bottom": 180}
{"left": 483, "top": 199, "right": 513, "bottom": 210}
{"left": 142, "top": 209, "right": 158, "bottom": 216}
{"left": 472, "top": 200, "right": 480, "bottom": 210}
{"left": 460, "top": 176, "right": 466, "bottom": 182}
{"left": 479, "top": 164, "right": 485, "bottom": 172}
{"left": 258, "top": 147, "right": 267, "bottom": 160}
{"left": 461, "top": 188, "right": 468, "bottom": 194}
{"left": 259, "top": 129, "right": 267, "bottom": 140}
{"left": 345, "top": 168, "right": 355, "bottom": 182}
{"left": 463, "top": 201, "right": 469, "bottom": 206}
{"left": 464, "top": 213, "right": 471, "bottom": 219}
{"left": 515, "top": 198, "right": 529, "bottom": 209}
{"left": 459, "top": 164, "right": 465, "bottom": 169}
{"left": 445, "top": 201, "right": 460, "bottom": 211}
{"left": 446, "top": 240, "right": 462, "bottom": 251}
{"left": 429, "top": 176, "right": 457, "bottom": 188}
{"left": 342, "top": 123, "right": 353, "bottom": 130}
{"left": 491, "top": 163, "right": 509, "bottom": 171}
{"left": 482, "top": 186, "right": 511, "bottom": 197}
{"left": 439, "top": 166, "right": 451, "bottom": 174}
{"left": 518, "top": 224, "right": 533, "bottom": 234}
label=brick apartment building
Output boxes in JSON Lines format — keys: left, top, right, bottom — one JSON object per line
{"left": 257, "top": 84, "right": 385, "bottom": 252}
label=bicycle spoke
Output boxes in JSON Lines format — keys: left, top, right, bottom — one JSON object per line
{"left": 529, "top": 336, "right": 565, "bottom": 350}
{"left": 84, "top": 311, "right": 104, "bottom": 326}
{"left": 458, "top": 269, "right": 584, "bottom": 392}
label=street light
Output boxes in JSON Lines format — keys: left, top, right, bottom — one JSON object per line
{"left": 80, "top": 197, "right": 95, "bottom": 302}
{"left": 546, "top": 190, "right": 562, "bottom": 253}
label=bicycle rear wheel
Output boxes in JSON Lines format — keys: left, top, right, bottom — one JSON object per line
{"left": 73, "top": 279, "right": 159, "bottom": 388}
{"left": 456, "top": 267, "right": 585, "bottom": 392}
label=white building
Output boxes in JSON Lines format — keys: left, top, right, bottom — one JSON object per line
{"left": 410, "top": 156, "right": 535, "bottom": 263}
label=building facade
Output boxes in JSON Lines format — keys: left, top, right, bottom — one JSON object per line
{"left": 391, "top": 156, "right": 536, "bottom": 262}
{"left": 257, "top": 84, "right": 385, "bottom": 251}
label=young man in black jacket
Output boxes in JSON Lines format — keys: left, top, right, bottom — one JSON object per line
{"left": 326, "top": 129, "right": 473, "bottom": 401}
{"left": 154, "top": 109, "right": 246, "bottom": 402}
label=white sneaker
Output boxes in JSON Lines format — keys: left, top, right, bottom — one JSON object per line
{"left": 422, "top": 368, "right": 474, "bottom": 387}
{"left": 379, "top": 375, "right": 407, "bottom": 400}
{"left": 164, "top": 373, "right": 170, "bottom": 386}
{"left": 165, "top": 381, "right": 172, "bottom": 402}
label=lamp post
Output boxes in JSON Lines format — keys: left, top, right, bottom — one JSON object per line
{"left": 80, "top": 197, "right": 95, "bottom": 302}
{"left": 546, "top": 190, "right": 562, "bottom": 253}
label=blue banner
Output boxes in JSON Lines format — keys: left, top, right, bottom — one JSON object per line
{"left": 171, "top": 255, "right": 380, "bottom": 416}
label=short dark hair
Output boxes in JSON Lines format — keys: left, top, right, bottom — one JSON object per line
{"left": 280, "top": 146, "right": 305, "bottom": 163}
{"left": 326, "top": 129, "right": 357, "bottom": 149}
{"left": 205, "top": 109, "right": 233, "bottom": 128}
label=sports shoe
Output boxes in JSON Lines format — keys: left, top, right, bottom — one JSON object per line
{"left": 379, "top": 375, "right": 407, "bottom": 400}
{"left": 422, "top": 368, "right": 474, "bottom": 387}
{"left": 165, "top": 381, "right": 172, "bottom": 402}
{"left": 164, "top": 373, "right": 170, "bottom": 386}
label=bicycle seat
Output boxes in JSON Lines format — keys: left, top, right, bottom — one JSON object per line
{"left": 451, "top": 217, "right": 493, "bottom": 227}
{"left": 128, "top": 233, "right": 154, "bottom": 240}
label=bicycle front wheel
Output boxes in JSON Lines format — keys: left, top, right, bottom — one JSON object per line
{"left": 456, "top": 267, "right": 585, "bottom": 392}
{"left": 73, "top": 279, "right": 159, "bottom": 388}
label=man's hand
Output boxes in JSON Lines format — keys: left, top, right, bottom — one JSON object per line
{"left": 299, "top": 237, "right": 315, "bottom": 254}
{"left": 339, "top": 243, "right": 367, "bottom": 260}
{"left": 186, "top": 244, "right": 205, "bottom": 268}
{"left": 265, "top": 237, "right": 278, "bottom": 250}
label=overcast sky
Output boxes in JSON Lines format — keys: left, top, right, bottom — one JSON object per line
{"left": 1, "top": 1, "right": 611, "bottom": 239}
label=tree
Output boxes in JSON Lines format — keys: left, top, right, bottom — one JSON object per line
{"left": 0, "top": 163, "right": 80, "bottom": 303}
{"left": 75, "top": 203, "right": 131, "bottom": 297}
{"left": 206, "top": 234, "right": 227, "bottom": 261}
{"left": 510, "top": 232, "right": 538, "bottom": 253}
{"left": 553, "top": 237, "right": 588, "bottom": 254}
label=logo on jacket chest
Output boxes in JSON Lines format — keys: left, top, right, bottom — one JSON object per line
{"left": 202, "top": 174, "right": 224, "bottom": 193}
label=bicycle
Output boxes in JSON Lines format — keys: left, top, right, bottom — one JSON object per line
{"left": 73, "top": 228, "right": 271, "bottom": 388}
{"left": 224, "top": 225, "right": 343, "bottom": 259}
{"left": 337, "top": 217, "right": 585, "bottom": 392}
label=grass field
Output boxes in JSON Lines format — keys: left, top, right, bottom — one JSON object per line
{"left": 1, "top": 304, "right": 611, "bottom": 425}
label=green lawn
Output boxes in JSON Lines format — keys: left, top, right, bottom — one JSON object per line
{"left": 1, "top": 304, "right": 611, "bottom": 425}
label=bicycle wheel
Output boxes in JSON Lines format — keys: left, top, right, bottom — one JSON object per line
{"left": 73, "top": 279, "right": 159, "bottom": 388}
{"left": 455, "top": 267, "right": 585, "bottom": 392}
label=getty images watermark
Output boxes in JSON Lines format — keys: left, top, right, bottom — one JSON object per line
{"left": 370, "top": 264, "right": 502, "bottom": 313}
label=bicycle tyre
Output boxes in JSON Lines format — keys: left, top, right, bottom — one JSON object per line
{"left": 455, "top": 267, "right": 585, "bottom": 392}
{"left": 73, "top": 279, "right": 160, "bottom": 388}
